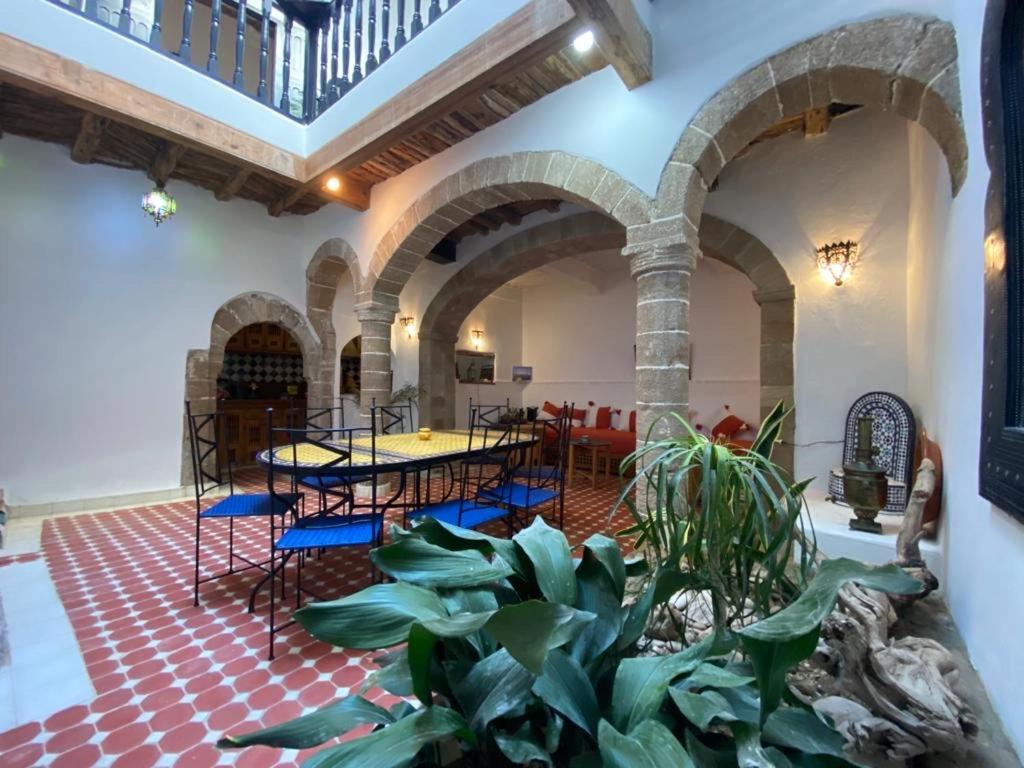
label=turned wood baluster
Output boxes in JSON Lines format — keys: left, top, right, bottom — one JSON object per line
{"left": 341, "top": 0, "right": 352, "bottom": 93}
{"left": 379, "top": 0, "right": 390, "bottom": 62}
{"left": 232, "top": 0, "right": 247, "bottom": 88}
{"left": 411, "top": 0, "right": 422, "bottom": 36}
{"left": 329, "top": 0, "right": 341, "bottom": 99}
{"left": 366, "top": 0, "right": 377, "bottom": 74}
{"left": 353, "top": 0, "right": 363, "bottom": 84}
{"left": 180, "top": 0, "right": 194, "bottom": 62}
{"left": 394, "top": 0, "right": 406, "bottom": 50}
{"left": 257, "top": 0, "right": 271, "bottom": 101}
{"left": 84, "top": 0, "right": 98, "bottom": 19}
{"left": 118, "top": 0, "right": 133, "bottom": 34}
{"left": 447, "top": 0, "right": 459, "bottom": 7}
{"left": 207, "top": 0, "right": 222, "bottom": 75}
{"left": 149, "top": 0, "right": 164, "bottom": 48}
{"left": 279, "top": 16, "right": 293, "bottom": 113}
{"left": 318, "top": 15, "right": 330, "bottom": 113}
{"left": 427, "top": 0, "right": 440, "bottom": 24}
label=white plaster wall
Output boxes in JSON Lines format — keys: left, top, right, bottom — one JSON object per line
{"left": 0, "top": 137, "right": 344, "bottom": 505}
{"left": 704, "top": 109, "right": 913, "bottom": 489}
{"left": 689, "top": 257, "right": 760, "bottom": 431}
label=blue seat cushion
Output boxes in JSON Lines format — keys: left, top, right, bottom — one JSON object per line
{"left": 408, "top": 500, "right": 509, "bottom": 529}
{"left": 298, "top": 475, "right": 369, "bottom": 490}
{"left": 200, "top": 492, "right": 300, "bottom": 519}
{"left": 512, "top": 465, "right": 562, "bottom": 482}
{"left": 275, "top": 514, "right": 381, "bottom": 550}
{"left": 480, "top": 483, "right": 559, "bottom": 509}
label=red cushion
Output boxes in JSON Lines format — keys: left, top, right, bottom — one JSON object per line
{"left": 542, "top": 401, "right": 562, "bottom": 418}
{"left": 572, "top": 427, "right": 637, "bottom": 456}
{"left": 712, "top": 414, "right": 748, "bottom": 438}
{"left": 629, "top": 410, "right": 637, "bottom": 432}
{"left": 595, "top": 406, "right": 611, "bottom": 429}
{"left": 572, "top": 407, "right": 587, "bottom": 424}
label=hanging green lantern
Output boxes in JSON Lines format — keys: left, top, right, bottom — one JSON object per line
{"left": 142, "top": 185, "right": 177, "bottom": 226}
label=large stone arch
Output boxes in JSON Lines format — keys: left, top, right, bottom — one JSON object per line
{"left": 357, "top": 151, "right": 655, "bottom": 410}
{"left": 649, "top": 14, "right": 967, "bottom": 244}
{"left": 180, "top": 291, "right": 322, "bottom": 484}
{"left": 418, "top": 212, "right": 626, "bottom": 428}
{"left": 305, "top": 238, "right": 363, "bottom": 408}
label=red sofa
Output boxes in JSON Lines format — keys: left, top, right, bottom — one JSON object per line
{"left": 570, "top": 426, "right": 637, "bottom": 461}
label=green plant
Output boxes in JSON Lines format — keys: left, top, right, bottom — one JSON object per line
{"left": 218, "top": 516, "right": 921, "bottom": 767}
{"left": 392, "top": 383, "right": 421, "bottom": 404}
{"left": 617, "top": 402, "right": 815, "bottom": 633}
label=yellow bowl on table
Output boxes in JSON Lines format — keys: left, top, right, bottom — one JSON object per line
{"left": 418, "top": 428, "right": 432, "bottom": 441}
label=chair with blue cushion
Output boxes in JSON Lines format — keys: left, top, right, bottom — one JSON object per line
{"left": 264, "top": 410, "right": 384, "bottom": 659}
{"left": 404, "top": 408, "right": 518, "bottom": 534}
{"left": 485, "top": 403, "right": 573, "bottom": 530}
{"left": 293, "top": 401, "right": 367, "bottom": 515}
{"left": 185, "top": 400, "right": 302, "bottom": 607}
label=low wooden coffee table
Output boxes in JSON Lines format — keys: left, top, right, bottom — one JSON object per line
{"left": 568, "top": 438, "right": 612, "bottom": 489}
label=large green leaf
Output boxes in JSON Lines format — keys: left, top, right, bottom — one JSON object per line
{"left": 681, "top": 662, "right": 756, "bottom": 691}
{"left": 597, "top": 719, "right": 694, "bottom": 768}
{"left": 451, "top": 648, "right": 536, "bottom": 735}
{"left": 733, "top": 722, "right": 776, "bottom": 768}
{"left": 669, "top": 688, "right": 738, "bottom": 731}
{"left": 610, "top": 633, "right": 719, "bottom": 732}
{"left": 295, "top": 583, "right": 447, "bottom": 649}
{"left": 737, "top": 559, "right": 922, "bottom": 723}
{"left": 532, "top": 649, "right": 600, "bottom": 737}
{"left": 302, "top": 706, "right": 474, "bottom": 768}
{"left": 217, "top": 695, "right": 393, "bottom": 750}
{"left": 494, "top": 722, "right": 553, "bottom": 767}
{"left": 513, "top": 516, "right": 576, "bottom": 604}
{"left": 371, "top": 536, "right": 513, "bottom": 588}
{"left": 685, "top": 731, "right": 737, "bottom": 768}
{"left": 762, "top": 707, "right": 848, "bottom": 760}
{"left": 570, "top": 548, "right": 625, "bottom": 667}
{"left": 580, "top": 534, "right": 626, "bottom": 601}
{"left": 409, "top": 517, "right": 527, "bottom": 575}
{"left": 486, "top": 601, "right": 595, "bottom": 673}
{"left": 362, "top": 649, "right": 413, "bottom": 697}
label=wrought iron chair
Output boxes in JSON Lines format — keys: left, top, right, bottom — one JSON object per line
{"left": 405, "top": 408, "right": 518, "bottom": 533}
{"left": 264, "top": 409, "right": 384, "bottom": 659}
{"left": 185, "top": 400, "right": 301, "bottom": 607}
{"left": 371, "top": 397, "right": 416, "bottom": 434}
{"left": 484, "top": 403, "right": 573, "bottom": 529}
{"left": 293, "top": 401, "right": 367, "bottom": 515}
{"left": 468, "top": 397, "right": 512, "bottom": 427}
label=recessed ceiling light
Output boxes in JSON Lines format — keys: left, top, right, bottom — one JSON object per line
{"left": 573, "top": 30, "right": 595, "bottom": 53}
{"left": 324, "top": 176, "right": 342, "bottom": 192}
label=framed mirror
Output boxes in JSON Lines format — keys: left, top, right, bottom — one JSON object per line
{"left": 455, "top": 350, "right": 495, "bottom": 384}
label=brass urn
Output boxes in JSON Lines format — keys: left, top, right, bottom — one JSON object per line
{"left": 842, "top": 415, "right": 889, "bottom": 533}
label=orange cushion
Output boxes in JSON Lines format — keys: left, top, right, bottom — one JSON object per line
{"left": 712, "top": 414, "right": 749, "bottom": 438}
{"left": 542, "top": 401, "right": 562, "bottom": 418}
{"left": 629, "top": 410, "right": 637, "bottom": 432}
{"left": 595, "top": 406, "right": 611, "bottom": 429}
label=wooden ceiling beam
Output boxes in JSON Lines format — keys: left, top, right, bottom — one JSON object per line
{"left": 304, "top": 0, "right": 581, "bottom": 180}
{"left": 70, "top": 112, "right": 108, "bottom": 164}
{"left": 148, "top": 140, "right": 186, "bottom": 185}
{"left": 269, "top": 173, "right": 372, "bottom": 216}
{"left": 565, "top": 0, "right": 652, "bottom": 89}
{"left": 214, "top": 167, "right": 252, "bottom": 201}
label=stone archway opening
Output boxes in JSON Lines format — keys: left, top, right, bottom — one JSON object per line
{"left": 181, "top": 292, "right": 322, "bottom": 485}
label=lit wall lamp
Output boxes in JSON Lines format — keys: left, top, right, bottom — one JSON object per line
{"left": 471, "top": 329, "right": 484, "bottom": 350}
{"left": 816, "top": 240, "right": 859, "bottom": 286}
{"left": 399, "top": 316, "right": 416, "bottom": 339}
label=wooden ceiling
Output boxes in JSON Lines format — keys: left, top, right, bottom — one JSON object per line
{"left": 0, "top": 44, "right": 603, "bottom": 217}
{"left": 427, "top": 199, "right": 564, "bottom": 264}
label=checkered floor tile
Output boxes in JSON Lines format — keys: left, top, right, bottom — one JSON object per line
{"left": 0, "top": 473, "right": 631, "bottom": 767}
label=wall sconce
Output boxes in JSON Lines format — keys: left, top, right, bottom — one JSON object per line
{"left": 399, "top": 316, "right": 416, "bottom": 339}
{"left": 816, "top": 240, "right": 859, "bottom": 286}
{"left": 471, "top": 329, "right": 484, "bottom": 350}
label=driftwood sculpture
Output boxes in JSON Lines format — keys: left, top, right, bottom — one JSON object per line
{"left": 644, "top": 459, "right": 977, "bottom": 766}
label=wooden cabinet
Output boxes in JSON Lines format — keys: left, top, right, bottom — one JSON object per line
{"left": 220, "top": 399, "right": 305, "bottom": 468}
{"left": 224, "top": 322, "right": 302, "bottom": 356}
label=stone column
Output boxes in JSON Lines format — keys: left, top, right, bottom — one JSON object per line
{"left": 630, "top": 241, "right": 699, "bottom": 444}
{"left": 355, "top": 303, "right": 396, "bottom": 413}
{"left": 754, "top": 286, "right": 796, "bottom": 475}
{"left": 418, "top": 332, "right": 458, "bottom": 429}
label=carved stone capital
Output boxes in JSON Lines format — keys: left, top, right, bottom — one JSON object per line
{"left": 354, "top": 302, "right": 397, "bottom": 325}
{"left": 629, "top": 241, "right": 699, "bottom": 278}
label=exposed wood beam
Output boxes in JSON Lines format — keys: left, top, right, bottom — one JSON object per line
{"left": 70, "top": 112, "right": 108, "bottom": 164}
{"left": 268, "top": 173, "right": 372, "bottom": 216}
{"left": 215, "top": 168, "right": 252, "bottom": 201}
{"left": 804, "top": 107, "right": 831, "bottom": 137}
{"left": 566, "top": 0, "right": 652, "bottom": 89}
{"left": 304, "top": 0, "right": 581, "bottom": 180}
{"left": 148, "top": 140, "right": 186, "bottom": 185}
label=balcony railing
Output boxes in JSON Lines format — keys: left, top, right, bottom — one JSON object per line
{"left": 48, "top": 0, "right": 461, "bottom": 123}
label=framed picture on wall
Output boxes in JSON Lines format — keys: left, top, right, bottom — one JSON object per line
{"left": 512, "top": 366, "right": 533, "bottom": 382}
{"left": 455, "top": 350, "right": 496, "bottom": 383}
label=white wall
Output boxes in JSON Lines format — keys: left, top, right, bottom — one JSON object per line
{"left": 0, "top": 137, "right": 343, "bottom": 505}
{"left": 689, "top": 257, "right": 760, "bottom": 432}
{"left": 705, "top": 108, "right": 913, "bottom": 489}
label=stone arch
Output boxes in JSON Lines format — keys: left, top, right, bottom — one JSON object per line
{"left": 305, "top": 237, "right": 363, "bottom": 407}
{"left": 417, "top": 212, "right": 626, "bottom": 428}
{"left": 365, "top": 151, "right": 654, "bottom": 310}
{"left": 698, "top": 215, "right": 796, "bottom": 472}
{"left": 180, "top": 291, "right": 322, "bottom": 484}
{"left": 649, "top": 14, "right": 968, "bottom": 245}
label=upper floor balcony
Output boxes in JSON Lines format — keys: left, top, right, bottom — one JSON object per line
{"left": 0, "top": 0, "right": 652, "bottom": 215}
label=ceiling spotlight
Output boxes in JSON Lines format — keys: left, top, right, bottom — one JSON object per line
{"left": 324, "top": 176, "right": 342, "bottom": 192}
{"left": 573, "top": 30, "right": 595, "bottom": 53}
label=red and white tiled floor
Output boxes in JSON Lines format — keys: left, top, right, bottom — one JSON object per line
{"left": 0, "top": 476, "right": 629, "bottom": 767}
